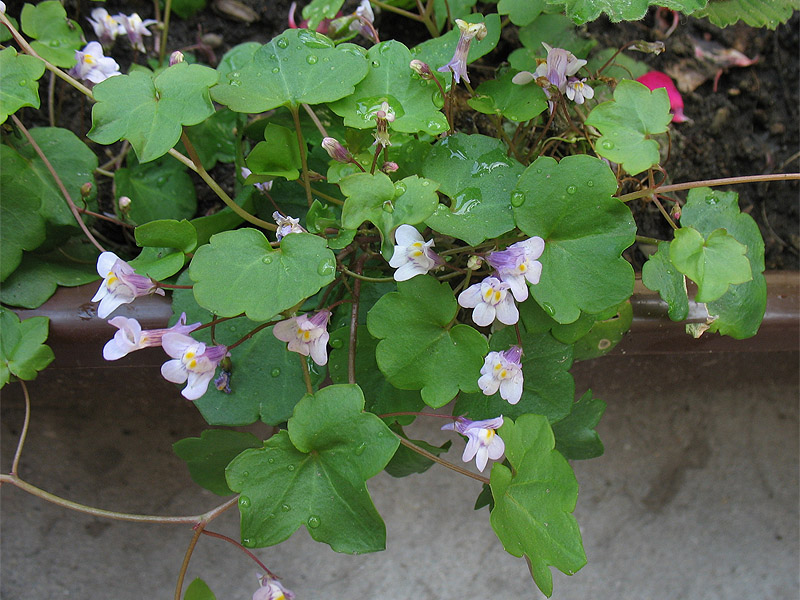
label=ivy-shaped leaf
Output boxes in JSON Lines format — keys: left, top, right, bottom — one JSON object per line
{"left": 545, "top": 0, "right": 708, "bottom": 24}
{"left": 692, "top": 0, "right": 796, "bottom": 29}
{"left": 572, "top": 301, "right": 633, "bottom": 360}
{"left": 551, "top": 390, "right": 606, "bottom": 460}
{"left": 585, "top": 79, "right": 672, "bottom": 176}
{"left": 642, "top": 241, "right": 689, "bottom": 321}
{"left": 468, "top": 69, "right": 548, "bottom": 122}
{"left": 512, "top": 155, "right": 636, "bottom": 324}
{"left": 89, "top": 62, "right": 219, "bottom": 163}
{"left": 340, "top": 172, "right": 439, "bottom": 257}
{"left": 366, "top": 276, "right": 488, "bottom": 408}
{"left": 173, "top": 430, "right": 262, "bottom": 496}
{"left": 454, "top": 329, "right": 575, "bottom": 423}
{"left": 135, "top": 219, "right": 198, "bottom": 253}
{"left": 422, "top": 133, "right": 523, "bottom": 246}
{"left": 189, "top": 229, "right": 337, "bottom": 320}
{"left": 328, "top": 40, "right": 448, "bottom": 135}
{"left": 211, "top": 30, "right": 368, "bottom": 113}
{"left": 0, "top": 309, "right": 54, "bottom": 388}
{"left": 20, "top": 1, "right": 82, "bottom": 68}
{"left": 245, "top": 123, "right": 302, "bottom": 181}
{"left": 114, "top": 160, "right": 197, "bottom": 225}
{"left": 302, "top": 0, "right": 345, "bottom": 29}
{"left": 680, "top": 188, "right": 766, "bottom": 339}
{"left": 226, "top": 384, "right": 399, "bottom": 553}
{"left": 490, "top": 414, "right": 587, "bottom": 597}
{"left": 670, "top": 227, "right": 752, "bottom": 303}
{"left": 0, "top": 47, "right": 46, "bottom": 124}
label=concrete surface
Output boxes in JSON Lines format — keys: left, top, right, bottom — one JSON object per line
{"left": 1, "top": 350, "right": 798, "bottom": 599}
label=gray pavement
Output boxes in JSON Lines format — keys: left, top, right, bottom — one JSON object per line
{"left": 2, "top": 350, "right": 798, "bottom": 599}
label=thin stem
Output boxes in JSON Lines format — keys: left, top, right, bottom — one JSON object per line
{"left": 617, "top": 173, "right": 800, "bottom": 203}
{"left": 348, "top": 254, "right": 369, "bottom": 385}
{"left": 338, "top": 265, "right": 393, "bottom": 282}
{"left": 596, "top": 40, "right": 638, "bottom": 77}
{"left": 173, "top": 137, "right": 276, "bottom": 231}
{"left": 174, "top": 523, "right": 204, "bottom": 600}
{"left": 306, "top": 185, "right": 344, "bottom": 205}
{"left": 194, "top": 313, "right": 245, "bottom": 332}
{"left": 527, "top": 105, "right": 558, "bottom": 162}
{"left": 227, "top": 320, "right": 278, "bottom": 351}
{"left": 300, "top": 354, "right": 313, "bottom": 394}
{"left": 47, "top": 71, "right": 56, "bottom": 127}
{"left": 290, "top": 105, "right": 314, "bottom": 207}
{"left": 160, "top": 0, "right": 173, "bottom": 67}
{"left": 201, "top": 530, "right": 278, "bottom": 579}
{"left": 369, "top": 0, "right": 424, "bottom": 21}
{"left": 302, "top": 103, "right": 328, "bottom": 138}
{"left": 10, "top": 380, "right": 31, "bottom": 476}
{"left": 495, "top": 115, "right": 524, "bottom": 163}
{"left": 370, "top": 144, "right": 382, "bottom": 175}
{"left": 635, "top": 234, "right": 664, "bottom": 245}
{"left": 11, "top": 115, "right": 105, "bottom": 253}
{"left": 395, "top": 436, "right": 490, "bottom": 485}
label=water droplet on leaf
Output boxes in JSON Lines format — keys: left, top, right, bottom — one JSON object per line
{"left": 510, "top": 191, "right": 526, "bottom": 207}
{"left": 262, "top": 255, "right": 273, "bottom": 264}
{"left": 18, "top": 80, "right": 27, "bottom": 87}
{"left": 371, "top": 60, "right": 380, "bottom": 68}
{"left": 272, "top": 67, "right": 280, "bottom": 73}
{"left": 287, "top": 465, "right": 295, "bottom": 471}
{"left": 355, "top": 442, "right": 367, "bottom": 456}
{"left": 330, "top": 338, "right": 343, "bottom": 348}
{"left": 242, "top": 538, "right": 253, "bottom": 546}
{"left": 239, "top": 496, "right": 251, "bottom": 508}
{"left": 601, "top": 140, "right": 615, "bottom": 150}
{"left": 307, "top": 515, "right": 321, "bottom": 528}
{"left": 276, "top": 37, "right": 289, "bottom": 49}
{"left": 267, "top": 457, "right": 275, "bottom": 464}
{"left": 317, "top": 258, "right": 336, "bottom": 276}
{"left": 270, "top": 368, "right": 281, "bottom": 377}
{"left": 566, "top": 185, "right": 577, "bottom": 194}
{"left": 542, "top": 303, "right": 555, "bottom": 316}
{"left": 306, "top": 55, "right": 318, "bottom": 65}
{"left": 394, "top": 181, "right": 407, "bottom": 195}
{"left": 586, "top": 180, "right": 594, "bottom": 187}
{"left": 281, "top": 503, "right": 291, "bottom": 512}
{"left": 381, "top": 200, "right": 394, "bottom": 213}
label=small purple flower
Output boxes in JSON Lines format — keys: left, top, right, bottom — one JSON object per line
{"left": 161, "top": 333, "right": 228, "bottom": 401}
{"left": 458, "top": 276, "right": 518, "bottom": 327}
{"left": 273, "top": 212, "right": 306, "bottom": 241}
{"left": 372, "top": 101, "right": 395, "bottom": 147}
{"left": 68, "top": 42, "right": 121, "bottom": 85}
{"left": 349, "top": 0, "right": 376, "bottom": 42}
{"left": 478, "top": 346, "right": 524, "bottom": 405}
{"left": 486, "top": 237, "right": 545, "bottom": 302}
{"left": 115, "top": 13, "right": 157, "bottom": 53}
{"left": 240, "top": 167, "right": 273, "bottom": 195}
{"left": 442, "top": 416, "right": 505, "bottom": 472}
{"left": 87, "top": 8, "right": 123, "bottom": 46}
{"left": 389, "top": 224, "right": 441, "bottom": 281}
{"left": 438, "top": 19, "right": 487, "bottom": 84}
{"left": 92, "top": 252, "right": 165, "bottom": 319}
{"left": 103, "top": 312, "right": 201, "bottom": 361}
{"left": 566, "top": 77, "right": 594, "bottom": 104}
{"left": 273, "top": 310, "right": 331, "bottom": 366}
{"left": 253, "top": 573, "right": 295, "bottom": 600}
{"left": 321, "top": 137, "right": 352, "bottom": 163}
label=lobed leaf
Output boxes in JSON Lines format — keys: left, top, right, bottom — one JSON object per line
{"left": 641, "top": 242, "right": 690, "bottom": 321}
{"left": 692, "top": 0, "right": 798, "bottom": 29}
{"left": 0, "top": 308, "right": 54, "bottom": 387}
{"left": 0, "top": 47, "right": 46, "bottom": 123}
{"left": 20, "top": 1, "right": 82, "bottom": 67}
{"left": 551, "top": 390, "right": 606, "bottom": 460}
{"left": 114, "top": 161, "right": 197, "bottom": 225}
{"left": 545, "top": 0, "right": 708, "bottom": 24}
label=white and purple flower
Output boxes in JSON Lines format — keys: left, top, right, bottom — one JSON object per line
{"left": 389, "top": 224, "right": 441, "bottom": 281}
{"left": 68, "top": 42, "right": 121, "bottom": 85}
{"left": 115, "top": 13, "right": 157, "bottom": 53}
{"left": 512, "top": 43, "right": 586, "bottom": 93}
{"left": 437, "top": 19, "right": 487, "bottom": 84}
{"left": 92, "top": 252, "right": 164, "bottom": 319}
{"left": 457, "top": 276, "right": 518, "bottom": 327}
{"left": 486, "top": 237, "right": 545, "bottom": 302}
{"left": 273, "top": 310, "right": 331, "bottom": 366}
{"left": 478, "top": 346, "right": 524, "bottom": 405}
{"left": 566, "top": 77, "right": 595, "bottom": 104}
{"left": 273, "top": 212, "right": 306, "bottom": 241}
{"left": 87, "top": 8, "right": 123, "bottom": 46}
{"left": 103, "top": 313, "right": 201, "bottom": 361}
{"left": 253, "top": 573, "right": 295, "bottom": 600}
{"left": 441, "top": 416, "right": 505, "bottom": 472}
{"left": 160, "top": 333, "right": 228, "bottom": 401}
{"left": 240, "top": 166, "right": 273, "bottom": 195}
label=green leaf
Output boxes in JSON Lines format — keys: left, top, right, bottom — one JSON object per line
{"left": 184, "top": 578, "right": 216, "bottom": 600}
{"left": 384, "top": 423, "right": 452, "bottom": 477}
{"left": 211, "top": 30, "right": 369, "bottom": 113}
{"left": 180, "top": 108, "right": 242, "bottom": 170}
{"left": 226, "top": 385, "right": 399, "bottom": 553}
{"left": 692, "top": 0, "right": 797, "bottom": 28}
{"left": 670, "top": 227, "right": 751, "bottom": 303}
{"left": 0, "top": 245, "right": 99, "bottom": 308}
{"left": 545, "top": 0, "right": 707, "bottom": 24}
{"left": 20, "top": 1, "right": 82, "bottom": 67}
{"left": 171, "top": 279, "right": 309, "bottom": 427}
{"left": 468, "top": 69, "right": 548, "bottom": 122}
{"left": 128, "top": 247, "right": 186, "bottom": 281}
{"left": 509, "top": 13, "right": 596, "bottom": 72}
{"left": 114, "top": 161, "right": 197, "bottom": 225}
{"left": 88, "top": 63, "right": 219, "bottom": 163}
{"left": 302, "top": 0, "right": 345, "bottom": 29}
{"left": 0, "top": 309, "right": 54, "bottom": 387}
{"left": 1, "top": 127, "right": 98, "bottom": 235}
{"left": 340, "top": 173, "right": 439, "bottom": 256}
{"left": 366, "top": 276, "right": 488, "bottom": 408}
{"left": 191, "top": 188, "right": 256, "bottom": 247}
{"left": 585, "top": 80, "right": 672, "bottom": 176}
{"left": 245, "top": 123, "right": 302, "bottom": 181}
{"left": 190, "top": 229, "right": 336, "bottom": 320}
{"left": 135, "top": 219, "right": 198, "bottom": 253}
{"left": 572, "top": 301, "right": 633, "bottom": 360}
{"left": 173, "top": 429, "right": 262, "bottom": 496}
{"left": 422, "top": 133, "right": 522, "bottom": 245}
{"left": 641, "top": 241, "right": 689, "bottom": 321}
{"left": 0, "top": 47, "right": 46, "bottom": 124}
{"left": 498, "top": 0, "right": 546, "bottom": 25}
{"left": 454, "top": 329, "right": 575, "bottom": 423}
{"left": 512, "top": 155, "right": 636, "bottom": 324}
{"left": 680, "top": 188, "right": 766, "bottom": 339}
{"left": 490, "top": 414, "right": 586, "bottom": 598}
{"left": 551, "top": 390, "right": 606, "bottom": 460}
{"left": 172, "top": 0, "right": 207, "bottom": 19}
{"left": 328, "top": 40, "right": 448, "bottom": 135}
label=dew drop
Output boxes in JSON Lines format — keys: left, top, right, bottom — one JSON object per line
{"left": 270, "top": 54, "right": 277, "bottom": 60}
{"left": 542, "top": 303, "right": 556, "bottom": 316}
{"left": 432, "top": 90, "right": 444, "bottom": 108}
{"left": 371, "top": 60, "right": 380, "bottom": 68}
{"left": 566, "top": 185, "right": 577, "bottom": 195}
{"left": 355, "top": 442, "right": 367, "bottom": 456}
{"left": 276, "top": 37, "right": 289, "bottom": 49}
{"left": 535, "top": 168, "right": 543, "bottom": 174}
{"left": 271, "top": 67, "right": 280, "bottom": 74}
{"left": 49, "top": 39, "right": 61, "bottom": 47}
{"left": 242, "top": 538, "right": 253, "bottom": 546}
{"left": 281, "top": 503, "right": 291, "bottom": 512}
{"left": 18, "top": 79, "right": 27, "bottom": 87}
{"left": 394, "top": 181, "right": 407, "bottom": 195}
{"left": 510, "top": 191, "right": 526, "bottom": 207}
{"left": 239, "top": 496, "right": 251, "bottom": 508}
{"left": 306, "top": 55, "right": 318, "bottom": 65}
{"left": 268, "top": 513, "right": 275, "bottom": 519}
{"left": 545, "top": 488, "right": 550, "bottom": 494}
{"left": 229, "top": 325, "right": 237, "bottom": 332}
{"left": 317, "top": 258, "right": 336, "bottom": 276}
{"left": 601, "top": 139, "right": 615, "bottom": 150}
{"left": 287, "top": 465, "right": 295, "bottom": 472}
{"left": 307, "top": 515, "right": 321, "bottom": 528}
{"left": 421, "top": 180, "right": 430, "bottom": 186}
{"left": 381, "top": 200, "right": 394, "bottom": 213}
{"left": 378, "top": 43, "right": 391, "bottom": 55}
{"left": 586, "top": 180, "right": 594, "bottom": 188}
{"left": 270, "top": 368, "right": 281, "bottom": 377}
{"left": 242, "top": 471, "right": 250, "bottom": 478}
{"left": 262, "top": 255, "right": 273, "bottom": 264}
{"left": 330, "top": 338, "right": 343, "bottom": 348}
{"left": 267, "top": 457, "right": 275, "bottom": 464}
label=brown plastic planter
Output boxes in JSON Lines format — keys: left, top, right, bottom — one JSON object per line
{"left": 12, "top": 271, "right": 799, "bottom": 369}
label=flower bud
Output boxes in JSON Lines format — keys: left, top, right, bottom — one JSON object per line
{"left": 380, "top": 161, "right": 399, "bottom": 173}
{"left": 321, "top": 137, "right": 352, "bottom": 163}
{"left": 118, "top": 196, "right": 131, "bottom": 213}
{"left": 632, "top": 40, "right": 666, "bottom": 55}
{"left": 466, "top": 255, "right": 483, "bottom": 270}
{"left": 80, "top": 182, "right": 93, "bottom": 198}
{"left": 410, "top": 59, "right": 434, "bottom": 80}
{"left": 169, "top": 51, "right": 185, "bottom": 65}
{"left": 670, "top": 203, "right": 682, "bottom": 221}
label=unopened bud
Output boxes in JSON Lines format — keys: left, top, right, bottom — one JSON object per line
{"left": 632, "top": 40, "right": 666, "bottom": 55}
{"left": 80, "top": 182, "right": 93, "bottom": 198}
{"left": 670, "top": 203, "right": 682, "bottom": 221}
{"left": 410, "top": 59, "right": 434, "bottom": 80}
{"left": 118, "top": 195, "right": 131, "bottom": 213}
{"left": 467, "top": 255, "right": 483, "bottom": 270}
{"left": 321, "top": 137, "right": 352, "bottom": 163}
{"left": 380, "top": 161, "right": 399, "bottom": 173}
{"left": 169, "top": 51, "right": 185, "bottom": 66}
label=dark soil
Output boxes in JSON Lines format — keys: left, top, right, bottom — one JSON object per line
{"left": 7, "top": 1, "right": 798, "bottom": 269}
